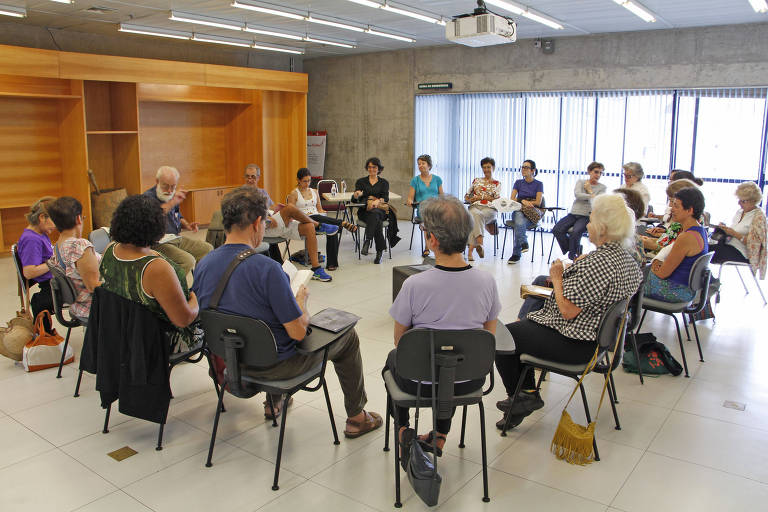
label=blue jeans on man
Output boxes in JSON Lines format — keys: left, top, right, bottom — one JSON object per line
{"left": 511, "top": 211, "right": 535, "bottom": 257}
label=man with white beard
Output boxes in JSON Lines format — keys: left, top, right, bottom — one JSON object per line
{"left": 142, "top": 165, "right": 213, "bottom": 275}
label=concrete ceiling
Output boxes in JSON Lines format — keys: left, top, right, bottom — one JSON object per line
{"left": 3, "top": 0, "right": 767, "bottom": 58}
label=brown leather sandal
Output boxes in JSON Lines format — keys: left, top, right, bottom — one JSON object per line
{"left": 263, "top": 396, "right": 293, "bottom": 420}
{"left": 343, "top": 410, "right": 383, "bottom": 439}
{"left": 342, "top": 221, "right": 358, "bottom": 233}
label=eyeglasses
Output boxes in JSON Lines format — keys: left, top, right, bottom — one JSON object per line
{"left": 738, "top": 199, "right": 751, "bottom": 204}
{"left": 623, "top": 173, "right": 634, "bottom": 178}
{"left": 521, "top": 165, "right": 532, "bottom": 170}
{"left": 244, "top": 174, "right": 259, "bottom": 181}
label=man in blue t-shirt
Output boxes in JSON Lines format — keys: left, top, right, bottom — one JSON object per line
{"left": 142, "top": 165, "right": 213, "bottom": 275}
{"left": 192, "top": 186, "right": 382, "bottom": 437}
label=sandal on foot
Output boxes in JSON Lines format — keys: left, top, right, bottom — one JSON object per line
{"left": 342, "top": 221, "right": 358, "bottom": 233}
{"left": 399, "top": 427, "right": 416, "bottom": 470}
{"left": 421, "top": 249, "right": 430, "bottom": 258}
{"left": 343, "top": 410, "right": 383, "bottom": 439}
{"left": 417, "top": 431, "right": 446, "bottom": 457}
{"left": 263, "top": 396, "right": 293, "bottom": 420}
{"left": 476, "top": 246, "right": 485, "bottom": 258}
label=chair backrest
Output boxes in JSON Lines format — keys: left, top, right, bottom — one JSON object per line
{"left": 200, "top": 309, "right": 280, "bottom": 398}
{"left": 89, "top": 228, "right": 111, "bottom": 255}
{"left": 317, "top": 179, "right": 343, "bottom": 211}
{"left": 687, "top": 251, "right": 714, "bottom": 311}
{"left": 10, "top": 244, "right": 28, "bottom": 298}
{"left": 49, "top": 266, "right": 83, "bottom": 327}
{"left": 596, "top": 298, "right": 629, "bottom": 355}
{"left": 395, "top": 328, "right": 495, "bottom": 383}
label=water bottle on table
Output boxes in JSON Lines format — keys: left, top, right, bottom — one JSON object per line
{"left": 331, "top": 182, "right": 338, "bottom": 196}
{"left": 341, "top": 180, "right": 347, "bottom": 194}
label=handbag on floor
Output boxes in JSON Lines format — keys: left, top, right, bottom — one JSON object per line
{"left": 551, "top": 303, "right": 627, "bottom": 465}
{"left": 1, "top": 285, "right": 35, "bottom": 361}
{"left": 22, "top": 311, "right": 74, "bottom": 372}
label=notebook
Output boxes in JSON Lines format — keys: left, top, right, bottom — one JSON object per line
{"left": 310, "top": 308, "right": 361, "bottom": 333}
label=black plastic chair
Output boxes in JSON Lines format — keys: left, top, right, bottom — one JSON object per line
{"left": 500, "top": 299, "right": 629, "bottom": 462}
{"left": 408, "top": 202, "right": 422, "bottom": 253}
{"left": 201, "top": 310, "right": 339, "bottom": 491}
{"left": 637, "top": 252, "right": 714, "bottom": 378}
{"left": 382, "top": 328, "right": 495, "bottom": 506}
{"left": 48, "top": 266, "right": 86, "bottom": 380}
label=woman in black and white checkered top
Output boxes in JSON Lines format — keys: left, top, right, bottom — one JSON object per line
{"left": 495, "top": 194, "right": 643, "bottom": 429}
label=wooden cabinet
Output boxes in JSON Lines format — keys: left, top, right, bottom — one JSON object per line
{"left": 0, "top": 43, "right": 308, "bottom": 252}
{"left": 179, "top": 187, "right": 235, "bottom": 226}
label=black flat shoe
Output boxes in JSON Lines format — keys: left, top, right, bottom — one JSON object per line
{"left": 361, "top": 239, "right": 371, "bottom": 255}
{"left": 496, "top": 413, "right": 525, "bottom": 431}
{"left": 374, "top": 251, "right": 383, "bottom": 264}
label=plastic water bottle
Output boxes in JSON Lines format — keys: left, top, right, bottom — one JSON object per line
{"left": 340, "top": 180, "right": 347, "bottom": 194}
{"left": 331, "top": 182, "right": 338, "bottom": 196}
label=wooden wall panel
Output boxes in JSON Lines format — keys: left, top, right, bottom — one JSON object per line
{"left": 204, "top": 64, "right": 307, "bottom": 93}
{"left": 0, "top": 45, "right": 59, "bottom": 79}
{"left": 0, "top": 98, "right": 63, "bottom": 207}
{"left": 262, "top": 91, "right": 307, "bottom": 203}
{"left": 0, "top": 74, "right": 76, "bottom": 97}
{"left": 58, "top": 94, "right": 91, "bottom": 233}
{"left": 138, "top": 84, "right": 249, "bottom": 103}
{"left": 139, "top": 102, "right": 233, "bottom": 191}
{"left": 86, "top": 136, "right": 116, "bottom": 190}
{"left": 60, "top": 52, "right": 207, "bottom": 86}
{"left": 1, "top": 207, "right": 30, "bottom": 249}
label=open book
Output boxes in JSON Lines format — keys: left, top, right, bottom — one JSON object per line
{"left": 520, "top": 284, "right": 553, "bottom": 300}
{"left": 282, "top": 260, "right": 313, "bottom": 296}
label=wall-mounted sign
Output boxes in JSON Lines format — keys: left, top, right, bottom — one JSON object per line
{"left": 417, "top": 82, "right": 453, "bottom": 90}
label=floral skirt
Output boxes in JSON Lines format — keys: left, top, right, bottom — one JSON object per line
{"left": 643, "top": 272, "right": 694, "bottom": 303}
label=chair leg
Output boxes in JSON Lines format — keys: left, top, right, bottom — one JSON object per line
{"left": 734, "top": 265, "right": 749, "bottom": 294}
{"left": 156, "top": 423, "right": 165, "bottom": 451}
{"left": 409, "top": 222, "right": 416, "bottom": 250}
{"left": 630, "top": 331, "right": 644, "bottom": 385}
{"left": 478, "top": 401, "right": 490, "bottom": 503}
{"left": 578, "top": 382, "right": 599, "bottom": 462}
{"left": 458, "top": 405, "right": 468, "bottom": 448}
{"left": 606, "top": 377, "right": 621, "bottom": 431}
{"left": 73, "top": 369, "right": 83, "bottom": 397}
{"left": 682, "top": 313, "right": 691, "bottom": 341}
{"left": 322, "top": 381, "right": 340, "bottom": 445}
{"left": 393, "top": 403, "right": 402, "bottom": 508}
{"left": 751, "top": 269, "right": 767, "bottom": 305}
{"left": 383, "top": 395, "right": 391, "bottom": 452}
{"left": 205, "top": 386, "right": 226, "bottom": 467}
{"left": 501, "top": 227, "right": 508, "bottom": 260}
{"left": 547, "top": 236, "right": 556, "bottom": 264}
{"left": 56, "top": 327, "right": 72, "bottom": 379}
{"left": 272, "top": 394, "right": 291, "bottom": 491}
{"left": 501, "top": 366, "right": 531, "bottom": 437}
{"left": 267, "top": 394, "right": 278, "bottom": 427}
{"left": 690, "top": 313, "right": 705, "bottom": 362}
{"left": 670, "top": 314, "right": 690, "bottom": 378}
{"left": 102, "top": 403, "right": 112, "bottom": 434}
{"left": 636, "top": 309, "right": 648, "bottom": 332}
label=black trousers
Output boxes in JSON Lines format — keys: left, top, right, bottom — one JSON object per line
{"left": 711, "top": 243, "right": 749, "bottom": 265}
{"left": 309, "top": 214, "right": 342, "bottom": 267}
{"left": 383, "top": 349, "right": 484, "bottom": 434}
{"left": 358, "top": 208, "right": 387, "bottom": 252}
{"left": 30, "top": 279, "right": 53, "bottom": 333}
{"left": 495, "top": 320, "right": 596, "bottom": 395}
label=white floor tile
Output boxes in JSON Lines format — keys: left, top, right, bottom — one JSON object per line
{"left": 0, "top": 416, "right": 54, "bottom": 469}
{"left": 649, "top": 410, "right": 768, "bottom": 483}
{"left": 255, "top": 481, "right": 378, "bottom": 512}
{"left": 74, "top": 490, "right": 153, "bottom": 512}
{"left": 613, "top": 452, "right": 768, "bottom": 512}
{"left": 0, "top": 449, "right": 115, "bottom": 511}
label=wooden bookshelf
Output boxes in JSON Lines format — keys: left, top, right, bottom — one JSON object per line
{"left": 0, "top": 43, "right": 308, "bottom": 249}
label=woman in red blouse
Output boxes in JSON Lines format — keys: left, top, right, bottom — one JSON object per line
{"left": 464, "top": 157, "right": 501, "bottom": 260}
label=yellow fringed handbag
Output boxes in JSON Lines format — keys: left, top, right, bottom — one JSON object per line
{"left": 551, "top": 304, "right": 628, "bottom": 465}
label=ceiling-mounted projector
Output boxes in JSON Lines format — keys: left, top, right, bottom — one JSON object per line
{"left": 446, "top": 1, "right": 516, "bottom": 47}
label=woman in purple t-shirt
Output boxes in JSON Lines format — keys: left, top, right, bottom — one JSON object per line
{"left": 507, "top": 159, "right": 544, "bottom": 264}
{"left": 16, "top": 196, "right": 57, "bottom": 331}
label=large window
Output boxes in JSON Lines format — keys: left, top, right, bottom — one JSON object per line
{"left": 415, "top": 87, "right": 768, "bottom": 225}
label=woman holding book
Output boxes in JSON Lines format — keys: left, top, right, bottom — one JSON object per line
{"left": 465, "top": 157, "right": 502, "bottom": 261}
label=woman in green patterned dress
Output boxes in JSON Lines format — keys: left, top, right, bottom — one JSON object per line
{"left": 100, "top": 195, "right": 199, "bottom": 351}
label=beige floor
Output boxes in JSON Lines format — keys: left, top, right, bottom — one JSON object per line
{"left": 1, "top": 225, "right": 767, "bottom": 511}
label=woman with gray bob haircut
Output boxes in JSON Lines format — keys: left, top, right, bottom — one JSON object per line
{"left": 385, "top": 194, "right": 501, "bottom": 455}
{"left": 418, "top": 195, "right": 473, "bottom": 255}
{"left": 622, "top": 162, "right": 650, "bottom": 213}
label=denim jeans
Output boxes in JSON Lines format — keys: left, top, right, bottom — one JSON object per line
{"left": 511, "top": 211, "right": 535, "bottom": 257}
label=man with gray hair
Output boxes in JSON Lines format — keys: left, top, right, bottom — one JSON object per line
{"left": 385, "top": 195, "right": 501, "bottom": 452}
{"left": 142, "top": 165, "right": 213, "bottom": 275}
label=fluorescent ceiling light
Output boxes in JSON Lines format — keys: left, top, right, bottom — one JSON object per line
{"left": 364, "top": 27, "right": 414, "bottom": 42}
{"left": 347, "top": 0, "right": 381, "bottom": 7}
{"left": 231, "top": 1, "right": 305, "bottom": 20}
{"left": 119, "top": 23, "right": 191, "bottom": 40}
{"left": 192, "top": 34, "right": 252, "bottom": 47}
{"left": 0, "top": 4, "right": 26, "bottom": 17}
{"left": 48, "top": 0, "right": 73, "bottom": 4}
{"left": 303, "top": 36, "right": 356, "bottom": 48}
{"left": 380, "top": 3, "right": 446, "bottom": 26}
{"left": 748, "top": 0, "right": 768, "bottom": 13}
{"left": 612, "top": 0, "right": 656, "bottom": 23}
{"left": 251, "top": 43, "right": 304, "bottom": 54}
{"left": 306, "top": 15, "right": 366, "bottom": 32}
{"left": 244, "top": 25, "right": 303, "bottom": 40}
{"left": 485, "top": 0, "right": 564, "bottom": 29}
{"left": 170, "top": 11, "right": 244, "bottom": 31}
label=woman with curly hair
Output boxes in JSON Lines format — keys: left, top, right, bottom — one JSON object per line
{"left": 100, "top": 195, "right": 199, "bottom": 351}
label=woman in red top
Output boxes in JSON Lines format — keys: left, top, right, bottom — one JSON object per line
{"left": 464, "top": 157, "right": 501, "bottom": 261}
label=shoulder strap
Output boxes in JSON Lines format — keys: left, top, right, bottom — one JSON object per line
{"left": 208, "top": 248, "right": 258, "bottom": 310}
{"left": 54, "top": 243, "right": 66, "bottom": 271}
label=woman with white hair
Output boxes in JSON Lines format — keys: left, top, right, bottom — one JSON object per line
{"left": 712, "top": 181, "right": 767, "bottom": 278}
{"left": 494, "top": 194, "right": 642, "bottom": 429}
{"left": 622, "top": 162, "right": 650, "bottom": 213}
